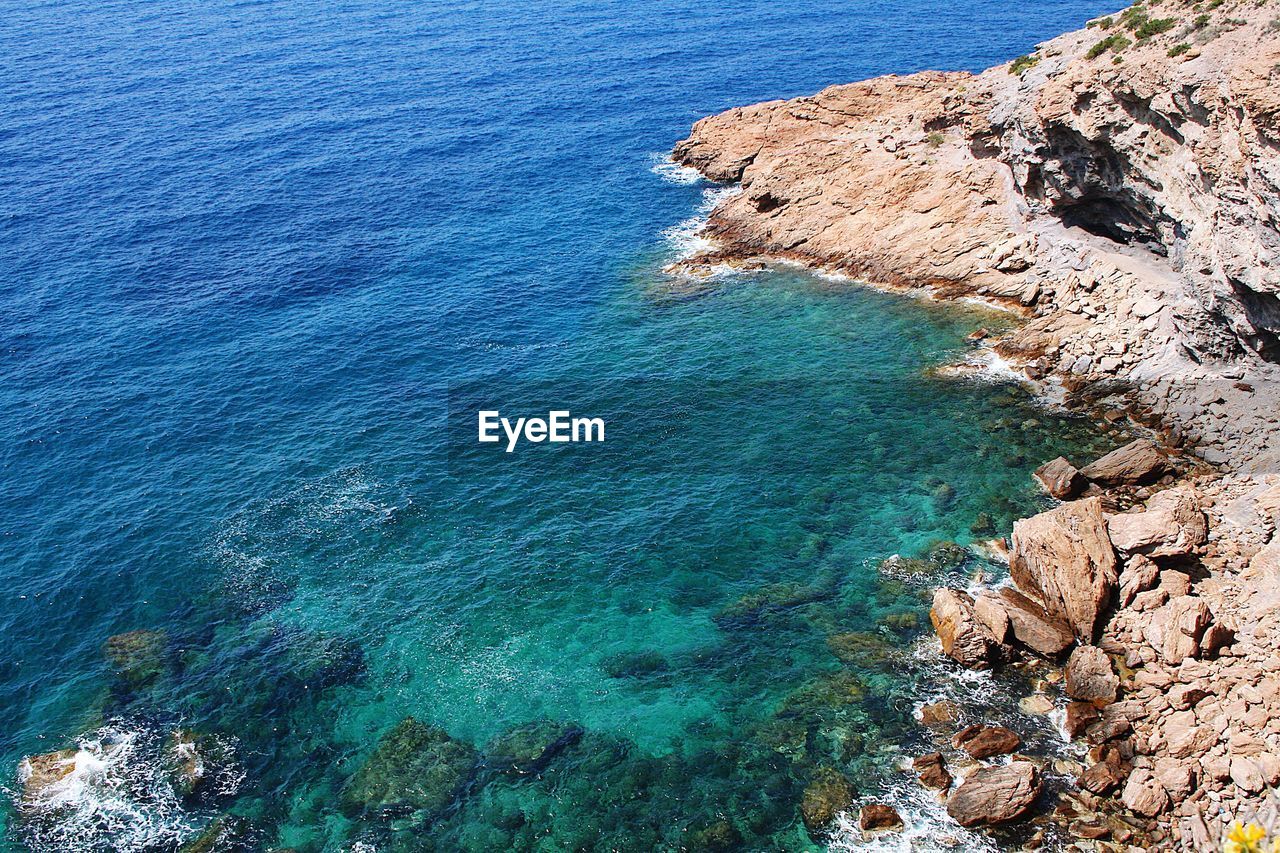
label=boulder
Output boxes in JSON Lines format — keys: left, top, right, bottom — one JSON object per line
{"left": 859, "top": 803, "right": 903, "bottom": 831}
{"left": 484, "top": 720, "right": 583, "bottom": 775}
{"left": 1064, "top": 646, "right": 1119, "bottom": 707}
{"left": 1064, "top": 701, "right": 1100, "bottom": 739}
{"left": 1079, "top": 757, "right": 1128, "bottom": 795}
{"left": 918, "top": 700, "right": 959, "bottom": 726}
{"left": 929, "top": 588, "right": 1009, "bottom": 669}
{"left": 952, "top": 724, "right": 1022, "bottom": 759}
{"left": 976, "top": 587, "right": 1074, "bottom": 657}
{"left": 1120, "top": 769, "right": 1169, "bottom": 817}
{"left": 1118, "top": 555, "right": 1159, "bottom": 607}
{"left": 1079, "top": 439, "right": 1167, "bottom": 487}
{"left": 913, "top": 752, "right": 952, "bottom": 791}
{"left": 342, "top": 717, "right": 477, "bottom": 818}
{"left": 1034, "top": 457, "right": 1086, "bottom": 499}
{"left": 946, "top": 762, "right": 1041, "bottom": 827}
{"left": 1010, "top": 498, "right": 1118, "bottom": 641}
{"left": 1142, "top": 596, "right": 1212, "bottom": 664}
{"left": 800, "top": 767, "right": 856, "bottom": 838}
{"left": 1107, "top": 487, "right": 1207, "bottom": 557}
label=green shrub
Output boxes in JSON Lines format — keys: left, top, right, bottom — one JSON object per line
{"left": 1087, "top": 33, "right": 1133, "bottom": 58}
{"left": 925, "top": 131, "right": 945, "bottom": 148}
{"left": 1194, "top": 12, "right": 1211, "bottom": 25}
{"left": 1135, "top": 16, "right": 1177, "bottom": 36}
{"left": 1010, "top": 53, "right": 1040, "bottom": 75}
{"left": 1168, "top": 41, "right": 1192, "bottom": 55}
{"left": 1088, "top": 15, "right": 1115, "bottom": 27}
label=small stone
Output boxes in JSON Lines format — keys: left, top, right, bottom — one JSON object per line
{"left": 859, "top": 803, "right": 903, "bottom": 831}
{"left": 913, "top": 752, "right": 952, "bottom": 791}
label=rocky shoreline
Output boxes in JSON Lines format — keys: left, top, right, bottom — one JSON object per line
{"left": 670, "top": 0, "right": 1280, "bottom": 848}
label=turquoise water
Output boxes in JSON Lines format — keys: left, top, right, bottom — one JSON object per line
{"left": 0, "top": 0, "right": 1122, "bottom": 849}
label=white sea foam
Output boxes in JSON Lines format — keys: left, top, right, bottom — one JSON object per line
{"left": 660, "top": 185, "right": 742, "bottom": 264}
{"left": 13, "top": 723, "right": 242, "bottom": 853}
{"left": 826, "top": 777, "right": 1000, "bottom": 853}
{"left": 648, "top": 153, "right": 703, "bottom": 185}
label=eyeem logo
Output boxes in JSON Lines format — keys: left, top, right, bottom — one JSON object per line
{"left": 477, "top": 410, "right": 605, "bottom": 452}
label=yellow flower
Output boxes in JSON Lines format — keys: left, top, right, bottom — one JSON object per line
{"left": 1225, "top": 823, "right": 1268, "bottom": 853}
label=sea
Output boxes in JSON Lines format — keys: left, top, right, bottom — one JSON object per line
{"left": 0, "top": 0, "right": 1122, "bottom": 849}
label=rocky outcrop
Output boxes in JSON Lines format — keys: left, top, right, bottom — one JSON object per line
{"left": 929, "top": 588, "right": 1010, "bottom": 669}
{"left": 945, "top": 762, "right": 1042, "bottom": 827}
{"left": 673, "top": 3, "right": 1280, "bottom": 474}
{"left": 1010, "top": 497, "right": 1118, "bottom": 642}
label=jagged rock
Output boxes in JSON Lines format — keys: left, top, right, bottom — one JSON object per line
{"left": 1142, "top": 596, "right": 1213, "bottom": 664}
{"left": 952, "top": 724, "right": 1022, "bottom": 759}
{"left": 1065, "top": 645, "right": 1118, "bottom": 707}
{"left": 1010, "top": 498, "right": 1118, "bottom": 642}
{"left": 859, "top": 803, "right": 903, "bottom": 831}
{"left": 913, "top": 752, "right": 951, "bottom": 791}
{"left": 1120, "top": 769, "right": 1169, "bottom": 817}
{"left": 1079, "top": 440, "right": 1167, "bottom": 487}
{"left": 946, "top": 762, "right": 1041, "bottom": 827}
{"left": 1035, "top": 457, "right": 1086, "bottom": 499}
{"left": 342, "top": 717, "right": 477, "bottom": 819}
{"left": 800, "top": 767, "right": 855, "bottom": 838}
{"left": 484, "top": 720, "right": 583, "bottom": 775}
{"left": 1118, "top": 554, "right": 1159, "bottom": 607}
{"left": 1065, "top": 701, "right": 1100, "bottom": 739}
{"left": 1107, "top": 487, "right": 1207, "bottom": 557}
{"left": 976, "top": 587, "right": 1074, "bottom": 657}
{"left": 930, "top": 588, "right": 1009, "bottom": 669}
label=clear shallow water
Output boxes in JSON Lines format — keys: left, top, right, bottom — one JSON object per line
{"left": 0, "top": 0, "right": 1122, "bottom": 849}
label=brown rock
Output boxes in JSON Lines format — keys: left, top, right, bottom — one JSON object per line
{"left": 930, "top": 588, "right": 1009, "bottom": 669}
{"left": 1120, "top": 769, "right": 1169, "bottom": 817}
{"left": 1035, "top": 456, "right": 1086, "bottom": 500}
{"left": 913, "top": 752, "right": 952, "bottom": 791}
{"left": 952, "top": 724, "right": 1022, "bottom": 759}
{"left": 1106, "top": 487, "right": 1206, "bottom": 558}
{"left": 1079, "top": 440, "right": 1167, "bottom": 487}
{"left": 1079, "top": 757, "right": 1128, "bottom": 795}
{"left": 919, "top": 700, "right": 959, "bottom": 726}
{"left": 1230, "top": 756, "right": 1265, "bottom": 793}
{"left": 977, "top": 587, "right": 1075, "bottom": 657}
{"left": 1065, "top": 701, "right": 1101, "bottom": 739}
{"left": 1070, "top": 820, "right": 1111, "bottom": 840}
{"left": 800, "top": 768, "right": 856, "bottom": 838}
{"left": 1118, "top": 554, "right": 1159, "bottom": 607}
{"left": 1010, "top": 498, "right": 1118, "bottom": 642}
{"left": 1065, "top": 645, "right": 1119, "bottom": 707}
{"left": 859, "top": 803, "right": 903, "bottom": 831}
{"left": 946, "top": 762, "right": 1042, "bottom": 827}
{"left": 1142, "top": 596, "right": 1212, "bottom": 664}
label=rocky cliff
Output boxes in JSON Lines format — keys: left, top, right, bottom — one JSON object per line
{"left": 673, "top": 0, "right": 1280, "bottom": 473}
{"left": 674, "top": 2, "right": 1280, "bottom": 849}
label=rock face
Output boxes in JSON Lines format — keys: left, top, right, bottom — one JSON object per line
{"left": 1010, "top": 498, "right": 1118, "bottom": 642}
{"left": 342, "top": 718, "right": 477, "bottom": 819}
{"left": 930, "top": 588, "right": 1009, "bottom": 669}
{"left": 1065, "top": 645, "right": 1119, "bottom": 707}
{"left": 946, "top": 762, "right": 1042, "bottom": 827}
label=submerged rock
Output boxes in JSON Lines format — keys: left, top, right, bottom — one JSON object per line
{"left": 484, "top": 720, "right": 583, "bottom": 775}
{"left": 715, "top": 582, "right": 830, "bottom": 626}
{"left": 825, "top": 631, "right": 894, "bottom": 666}
{"left": 342, "top": 717, "right": 477, "bottom": 819}
{"left": 103, "top": 629, "right": 169, "bottom": 687}
{"left": 799, "top": 767, "right": 855, "bottom": 838}
{"left": 178, "top": 815, "right": 254, "bottom": 853}
{"left": 17, "top": 749, "right": 79, "bottom": 812}
{"left": 1010, "top": 497, "right": 1118, "bottom": 642}
{"left": 601, "top": 650, "right": 670, "bottom": 679}
{"left": 946, "top": 762, "right": 1041, "bottom": 827}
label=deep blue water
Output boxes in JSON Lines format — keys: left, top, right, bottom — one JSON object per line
{"left": 1, "top": 1, "right": 1121, "bottom": 850}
